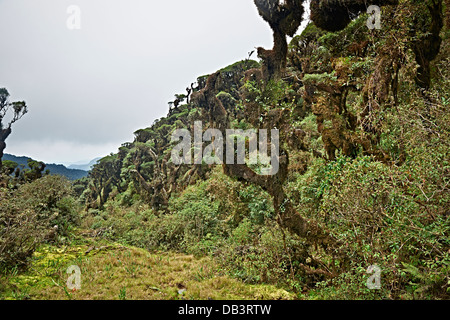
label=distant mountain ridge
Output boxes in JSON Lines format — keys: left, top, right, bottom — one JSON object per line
{"left": 2, "top": 153, "right": 89, "bottom": 181}
{"left": 67, "top": 157, "right": 101, "bottom": 171}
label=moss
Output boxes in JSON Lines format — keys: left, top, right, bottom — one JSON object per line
{"left": 290, "top": 22, "right": 326, "bottom": 51}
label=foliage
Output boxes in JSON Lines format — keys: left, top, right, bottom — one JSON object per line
{"left": 1, "top": 240, "right": 294, "bottom": 300}
{"left": 0, "top": 88, "right": 28, "bottom": 172}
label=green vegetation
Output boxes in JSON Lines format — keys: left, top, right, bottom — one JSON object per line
{"left": 0, "top": 88, "right": 28, "bottom": 173}
{"left": 2, "top": 154, "right": 88, "bottom": 181}
{"left": 1, "top": 0, "right": 449, "bottom": 300}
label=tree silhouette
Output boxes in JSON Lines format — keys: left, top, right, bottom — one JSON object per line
{"left": 254, "top": 0, "right": 305, "bottom": 80}
{"left": 0, "top": 88, "right": 28, "bottom": 170}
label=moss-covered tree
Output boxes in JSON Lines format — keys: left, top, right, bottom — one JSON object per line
{"left": 309, "top": 0, "right": 399, "bottom": 32}
{"left": 309, "top": 0, "right": 443, "bottom": 90}
{"left": 86, "top": 154, "right": 122, "bottom": 209}
{"left": 254, "top": 0, "right": 305, "bottom": 80}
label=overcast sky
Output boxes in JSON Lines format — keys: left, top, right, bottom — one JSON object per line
{"left": 0, "top": 0, "right": 310, "bottom": 166}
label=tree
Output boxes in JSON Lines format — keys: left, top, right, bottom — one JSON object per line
{"left": 0, "top": 88, "right": 28, "bottom": 170}
{"left": 254, "top": 0, "right": 305, "bottom": 80}
{"left": 188, "top": 1, "right": 361, "bottom": 270}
